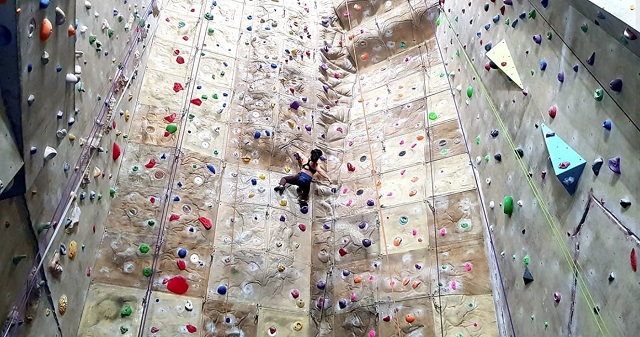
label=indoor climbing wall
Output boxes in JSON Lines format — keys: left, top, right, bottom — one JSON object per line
{"left": 438, "top": 0, "right": 639, "bottom": 337}
{"left": 2, "top": 0, "right": 161, "bottom": 335}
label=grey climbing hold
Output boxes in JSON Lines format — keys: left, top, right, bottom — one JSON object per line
{"left": 44, "top": 146, "right": 57, "bottom": 160}
{"left": 56, "top": 129, "right": 68, "bottom": 139}
{"left": 41, "top": 51, "right": 50, "bottom": 65}
{"left": 592, "top": 158, "right": 603, "bottom": 176}
{"left": 523, "top": 266, "right": 534, "bottom": 285}
{"left": 55, "top": 7, "right": 67, "bottom": 25}
{"left": 27, "top": 95, "right": 35, "bottom": 106}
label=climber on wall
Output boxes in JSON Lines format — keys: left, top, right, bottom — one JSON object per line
{"left": 274, "top": 148, "right": 332, "bottom": 205}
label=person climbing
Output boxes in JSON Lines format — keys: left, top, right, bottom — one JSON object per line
{"left": 274, "top": 149, "right": 332, "bottom": 205}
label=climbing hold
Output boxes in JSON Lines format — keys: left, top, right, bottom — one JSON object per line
{"left": 139, "top": 244, "right": 150, "bottom": 254}
{"left": 186, "top": 325, "right": 197, "bottom": 333}
{"left": 515, "top": 148, "right": 524, "bottom": 157}
{"left": 40, "top": 0, "right": 51, "bottom": 9}
{"left": 143, "top": 267, "right": 152, "bottom": 277}
{"left": 166, "top": 276, "right": 189, "bottom": 294}
{"left": 198, "top": 217, "right": 212, "bottom": 230}
{"left": 539, "top": 59, "right": 547, "bottom": 71}
{"left": 553, "top": 292, "right": 561, "bottom": 303}
{"left": 65, "top": 73, "right": 79, "bottom": 83}
{"left": 548, "top": 105, "right": 557, "bottom": 118}
{"left": 58, "top": 295, "right": 67, "bottom": 315}
{"left": 532, "top": 35, "right": 542, "bottom": 44}
{"left": 608, "top": 157, "right": 621, "bottom": 174}
{"left": 541, "top": 0, "right": 548, "bottom": 7}
{"left": 112, "top": 142, "right": 121, "bottom": 161}
{"left": 624, "top": 28, "right": 637, "bottom": 40}
{"left": 573, "top": 65, "right": 579, "bottom": 73}
{"left": 541, "top": 124, "right": 586, "bottom": 195}
{"left": 503, "top": 196, "right": 514, "bottom": 216}
{"left": 55, "top": 7, "right": 67, "bottom": 25}
{"left": 609, "top": 79, "right": 623, "bottom": 92}
{"left": 557, "top": 71, "right": 564, "bottom": 83}
{"left": 121, "top": 306, "right": 132, "bottom": 317}
{"left": 620, "top": 199, "right": 631, "bottom": 209}
{"left": 587, "top": 52, "right": 595, "bottom": 66}
{"left": 494, "top": 153, "right": 502, "bottom": 162}
{"left": 631, "top": 248, "right": 637, "bottom": 272}
{"left": 603, "top": 119, "right": 612, "bottom": 130}
{"left": 493, "top": 15, "right": 500, "bottom": 23}
{"left": 592, "top": 158, "right": 603, "bottom": 176}
{"left": 608, "top": 272, "right": 615, "bottom": 282}
{"left": 44, "top": 146, "right": 57, "bottom": 160}
{"left": 593, "top": 88, "right": 604, "bottom": 101}
{"left": 523, "top": 266, "right": 534, "bottom": 285}
{"left": 466, "top": 86, "right": 473, "bottom": 98}
{"left": 12, "top": 255, "right": 27, "bottom": 266}
{"left": 68, "top": 241, "right": 77, "bottom": 259}
{"left": 40, "top": 19, "right": 53, "bottom": 41}
{"left": 165, "top": 124, "right": 178, "bottom": 134}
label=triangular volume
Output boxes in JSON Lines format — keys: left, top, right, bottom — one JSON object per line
{"left": 486, "top": 39, "right": 524, "bottom": 89}
{"left": 541, "top": 124, "right": 587, "bottom": 196}
{"left": 523, "top": 267, "right": 534, "bottom": 285}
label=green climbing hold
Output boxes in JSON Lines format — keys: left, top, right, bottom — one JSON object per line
{"left": 484, "top": 155, "right": 490, "bottom": 162}
{"left": 139, "top": 244, "right": 150, "bottom": 254}
{"left": 456, "top": 334, "right": 464, "bottom": 337}
{"left": 530, "top": 70, "right": 535, "bottom": 76}
{"left": 132, "top": 166, "right": 139, "bottom": 172}
{"left": 97, "top": 193, "right": 102, "bottom": 200}
{"left": 37, "top": 222, "right": 51, "bottom": 235}
{"left": 166, "top": 124, "right": 178, "bottom": 134}
{"left": 117, "top": 15, "right": 124, "bottom": 23}
{"left": 220, "top": 71, "right": 225, "bottom": 77}
{"left": 120, "top": 306, "right": 132, "bottom": 317}
{"left": 138, "top": 18, "right": 145, "bottom": 27}
{"left": 441, "top": 149, "right": 449, "bottom": 155}
{"left": 120, "top": 326, "right": 128, "bottom": 334}
{"left": 142, "top": 267, "right": 152, "bottom": 277}
{"left": 594, "top": 88, "right": 604, "bottom": 101}
{"left": 147, "top": 220, "right": 155, "bottom": 226}
{"left": 201, "top": 95, "right": 208, "bottom": 100}
{"left": 466, "top": 86, "right": 474, "bottom": 98}
{"left": 454, "top": 16, "right": 458, "bottom": 22}
{"left": 89, "top": 34, "right": 96, "bottom": 45}
{"left": 12, "top": 255, "right": 27, "bottom": 266}
{"left": 178, "top": 21, "right": 186, "bottom": 28}
{"left": 82, "top": 244, "right": 85, "bottom": 252}
{"left": 439, "top": 73, "right": 445, "bottom": 78}
{"left": 108, "top": 28, "right": 115, "bottom": 39}
{"left": 428, "top": 112, "right": 438, "bottom": 120}
{"left": 503, "top": 196, "right": 514, "bottom": 216}
{"left": 400, "top": 41, "right": 406, "bottom": 48}
{"left": 213, "top": 150, "right": 219, "bottom": 155}
{"left": 546, "top": 32, "right": 552, "bottom": 40}
{"left": 528, "top": 9, "right": 537, "bottom": 19}
{"left": 192, "top": 164, "right": 197, "bottom": 169}
{"left": 531, "top": 315, "right": 535, "bottom": 320}
{"left": 544, "top": 322, "right": 549, "bottom": 328}
{"left": 212, "top": 93, "right": 219, "bottom": 99}
{"left": 204, "top": 13, "right": 213, "bottom": 20}
{"left": 580, "top": 23, "right": 588, "bottom": 33}
{"left": 436, "top": 16, "right": 441, "bottom": 26}
{"left": 456, "top": 50, "right": 460, "bottom": 57}
{"left": 207, "top": 28, "right": 214, "bottom": 35}
{"left": 523, "top": 255, "right": 530, "bottom": 265}
{"left": 475, "top": 136, "right": 480, "bottom": 145}
{"left": 505, "top": 18, "right": 510, "bottom": 25}
{"left": 109, "top": 188, "right": 116, "bottom": 198}
{"left": 188, "top": 114, "right": 195, "bottom": 120}
{"left": 460, "top": 222, "right": 469, "bottom": 229}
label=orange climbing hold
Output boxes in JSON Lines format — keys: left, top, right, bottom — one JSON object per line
{"left": 405, "top": 314, "right": 415, "bottom": 323}
{"left": 393, "top": 237, "right": 402, "bottom": 246}
{"left": 40, "top": 18, "right": 52, "bottom": 41}
{"left": 416, "top": 135, "right": 424, "bottom": 141}
{"left": 353, "top": 276, "right": 363, "bottom": 283}
{"left": 631, "top": 248, "right": 637, "bottom": 272}
{"left": 67, "top": 25, "right": 75, "bottom": 36}
{"left": 360, "top": 53, "right": 368, "bottom": 61}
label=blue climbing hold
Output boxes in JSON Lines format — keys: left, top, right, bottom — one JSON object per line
{"left": 247, "top": 15, "right": 252, "bottom": 20}
{"left": 540, "top": 59, "right": 547, "bottom": 71}
{"left": 519, "top": 12, "right": 527, "bottom": 19}
{"left": 251, "top": 178, "right": 257, "bottom": 185}
{"left": 484, "top": 24, "right": 491, "bottom": 31}
{"left": 603, "top": 119, "right": 612, "bottom": 130}
{"left": 254, "top": 130, "right": 261, "bottom": 139}
{"left": 493, "top": 15, "right": 500, "bottom": 23}
{"left": 173, "top": 196, "right": 181, "bottom": 201}
{"left": 541, "top": 124, "right": 586, "bottom": 195}
{"left": 39, "top": 0, "right": 51, "bottom": 9}
{"left": 484, "top": 43, "right": 492, "bottom": 51}
{"left": 27, "top": 64, "right": 33, "bottom": 72}
{"left": 511, "top": 19, "right": 518, "bottom": 28}
{"left": 477, "top": 31, "right": 481, "bottom": 38}
{"left": 264, "top": 130, "right": 271, "bottom": 137}
{"left": 573, "top": 65, "right": 579, "bottom": 72}
{"left": 270, "top": 63, "right": 277, "bottom": 69}
{"left": 246, "top": 26, "right": 252, "bottom": 31}
{"left": 56, "top": 65, "right": 63, "bottom": 72}
{"left": 597, "top": 11, "right": 606, "bottom": 20}
{"left": 541, "top": 0, "right": 549, "bottom": 8}
{"left": 206, "top": 164, "right": 216, "bottom": 174}
{"left": 217, "top": 285, "right": 227, "bottom": 295}
{"left": 177, "top": 248, "right": 187, "bottom": 258}
{"left": 586, "top": 52, "right": 595, "bottom": 66}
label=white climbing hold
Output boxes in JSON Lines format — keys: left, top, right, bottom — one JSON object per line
{"left": 65, "top": 73, "right": 79, "bottom": 83}
{"left": 489, "top": 201, "right": 495, "bottom": 209}
{"left": 41, "top": 51, "right": 50, "bottom": 64}
{"left": 27, "top": 95, "right": 35, "bottom": 106}
{"left": 84, "top": 1, "right": 92, "bottom": 9}
{"left": 475, "top": 156, "right": 482, "bottom": 165}
{"left": 56, "top": 129, "right": 67, "bottom": 138}
{"left": 78, "top": 25, "right": 88, "bottom": 34}
{"left": 74, "top": 65, "right": 82, "bottom": 74}
{"left": 44, "top": 146, "right": 57, "bottom": 160}
{"left": 500, "top": 251, "right": 505, "bottom": 257}
{"left": 455, "top": 84, "right": 462, "bottom": 92}
{"left": 517, "top": 200, "right": 523, "bottom": 207}
{"left": 486, "top": 178, "right": 491, "bottom": 185}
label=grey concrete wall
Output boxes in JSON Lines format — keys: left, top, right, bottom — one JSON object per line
{"left": 438, "top": 1, "right": 640, "bottom": 337}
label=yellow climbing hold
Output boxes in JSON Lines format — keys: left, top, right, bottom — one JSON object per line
{"left": 259, "top": 173, "right": 266, "bottom": 180}
{"left": 287, "top": 120, "right": 295, "bottom": 128}
{"left": 124, "top": 110, "right": 130, "bottom": 122}
{"left": 248, "top": 193, "right": 255, "bottom": 198}
{"left": 293, "top": 321, "right": 303, "bottom": 331}
{"left": 279, "top": 199, "right": 287, "bottom": 206}
{"left": 68, "top": 241, "right": 77, "bottom": 259}
{"left": 241, "top": 155, "right": 251, "bottom": 163}
{"left": 58, "top": 295, "right": 68, "bottom": 315}
{"left": 284, "top": 167, "right": 291, "bottom": 173}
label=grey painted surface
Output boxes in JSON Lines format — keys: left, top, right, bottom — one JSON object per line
{"left": 438, "top": 0, "right": 639, "bottom": 336}
{"left": 0, "top": 99, "right": 23, "bottom": 195}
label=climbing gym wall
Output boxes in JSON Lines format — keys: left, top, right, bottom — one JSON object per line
{"left": 1, "top": 0, "right": 161, "bottom": 336}
{"left": 438, "top": 0, "right": 639, "bottom": 337}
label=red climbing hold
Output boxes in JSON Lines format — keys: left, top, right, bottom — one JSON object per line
{"left": 347, "top": 162, "right": 356, "bottom": 172}
{"left": 186, "top": 325, "right": 197, "bottom": 333}
{"left": 145, "top": 158, "right": 156, "bottom": 169}
{"left": 173, "top": 83, "right": 184, "bottom": 92}
{"left": 182, "top": 36, "right": 189, "bottom": 41}
{"left": 112, "top": 142, "right": 121, "bottom": 161}
{"left": 339, "top": 247, "right": 348, "bottom": 256}
{"left": 298, "top": 224, "right": 307, "bottom": 231}
{"left": 112, "top": 120, "right": 117, "bottom": 129}
{"left": 500, "top": 5, "right": 505, "bottom": 15}
{"left": 190, "top": 98, "right": 202, "bottom": 106}
{"left": 177, "top": 259, "right": 186, "bottom": 270}
{"left": 631, "top": 248, "right": 637, "bottom": 272}
{"left": 150, "top": 197, "right": 156, "bottom": 203}
{"left": 164, "top": 113, "right": 177, "bottom": 123}
{"left": 501, "top": 62, "right": 507, "bottom": 66}
{"left": 198, "top": 216, "right": 212, "bottom": 230}
{"left": 169, "top": 214, "right": 180, "bottom": 221}
{"left": 150, "top": 327, "right": 159, "bottom": 333}
{"left": 176, "top": 56, "right": 185, "bottom": 64}
{"left": 166, "top": 276, "right": 189, "bottom": 294}
{"left": 290, "top": 88, "right": 295, "bottom": 94}
{"left": 548, "top": 105, "right": 557, "bottom": 118}
{"left": 92, "top": 225, "right": 96, "bottom": 233}
{"left": 484, "top": 62, "right": 491, "bottom": 71}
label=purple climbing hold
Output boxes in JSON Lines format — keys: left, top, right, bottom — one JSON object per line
{"left": 539, "top": 59, "right": 547, "bottom": 71}
{"left": 342, "top": 269, "right": 350, "bottom": 277}
{"left": 557, "top": 71, "right": 565, "bottom": 83}
{"left": 609, "top": 79, "right": 623, "bottom": 92}
{"left": 300, "top": 206, "right": 308, "bottom": 214}
{"left": 320, "top": 63, "right": 328, "bottom": 71}
{"left": 541, "top": 0, "right": 549, "bottom": 8}
{"left": 533, "top": 34, "right": 542, "bottom": 44}
{"left": 366, "top": 199, "right": 374, "bottom": 206}
{"left": 587, "top": 52, "right": 595, "bottom": 66}
{"left": 519, "top": 12, "right": 527, "bottom": 19}
{"left": 504, "top": 0, "right": 513, "bottom": 5}
{"left": 323, "top": 85, "right": 329, "bottom": 92}
{"left": 362, "top": 238, "right": 372, "bottom": 247}
{"left": 279, "top": 215, "right": 286, "bottom": 222}
{"left": 316, "top": 280, "right": 326, "bottom": 289}
{"left": 305, "top": 125, "right": 312, "bottom": 132}
{"left": 358, "top": 222, "right": 367, "bottom": 229}
{"left": 624, "top": 28, "right": 637, "bottom": 40}
{"left": 290, "top": 101, "right": 300, "bottom": 110}
{"left": 608, "top": 157, "right": 621, "bottom": 174}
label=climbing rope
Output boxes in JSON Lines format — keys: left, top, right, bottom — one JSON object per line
{"left": 439, "top": 9, "right": 615, "bottom": 337}
{"left": 136, "top": 1, "right": 211, "bottom": 335}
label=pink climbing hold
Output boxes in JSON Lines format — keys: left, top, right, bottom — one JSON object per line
{"left": 451, "top": 281, "right": 457, "bottom": 290}
{"left": 186, "top": 324, "right": 197, "bottom": 333}
{"left": 631, "top": 248, "right": 637, "bottom": 272}
{"left": 559, "top": 161, "right": 570, "bottom": 169}
{"left": 145, "top": 158, "right": 156, "bottom": 169}
{"left": 369, "top": 330, "right": 376, "bottom": 337}
{"left": 173, "top": 83, "right": 184, "bottom": 92}
{"left": 439, "top": 228, "right": 446, "bottom": 236}
{"left": 198, "top": 216, "right": 212, "bottom": 230}
{"left": 190, "top": 98, "right": 202, "bottom": 106}
{"left": 464, "top": 262, "right": 472, "bottom": 271}
{"left": 166, "top": 276, "right": 189, "bottom": 294}
{"left": 169, "top": 214, "right": 180, "bottom": 221}
{"left": 112, "top": 142, "right": 121, "bottom": 161}
{"left": 298, "top": 224, "right": 307, "bottom": 231}
{"left": 150, "top": 327, "right": 159, "bottom": 333}
{"left": 291, "top": 289, "right": 300, "bottom": 298}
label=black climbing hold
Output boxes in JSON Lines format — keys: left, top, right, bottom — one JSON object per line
{"left": 356, "top": 189, "right": 364, "bottom": 196}
{"left": 494, "top": 153, "right": 502, "bottom": 162}
{"left": 593, "top": 306, "right": 600, "bottom": 315}
{"left": 620, "top": 199, "right": 631, "bottom": 208}
{"left": 490, "top": 129, "right": 499, "bottom": 137}
{"left": 489, "top": 61, "right": 499, "bottom": 69}
{"left": 359, "top": 155, "right": 367, "bottom": 162}
{"left": 399, "top": 151, "right": 406, "bottom": 157}
{"left": 523, "top": 267, "right": 534, "bottom": 285}
{"left": 438, "top": 140, "right": 447, "bottom": 147}
{"left": 592, "top": 158, "right": 603, "bottom": 176}
{"left": 608, "top": 272, "right": 615, "bottom": 282}
{"left": 545, "top": 132, "right": 555, "bottom": 138}
{"left": 331, "top": 188, "right": 337, "bottom": 193}
{"left": 484, "top": 3, "right": 489, "bottom": 12}
{"left": 587, "top": 52, "right": 595, "bottom": 66}
{"left": 515, "top": 148, "right": 524, "bottom": 158}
